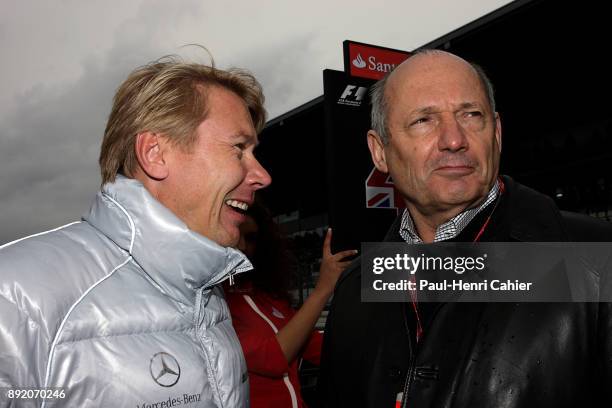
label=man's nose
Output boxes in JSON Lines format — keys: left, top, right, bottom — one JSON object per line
{"left": 248, "top": 157, "right": 272, "bottom": 190}
{"left": 438, "top": 116, "right": 469, "bottom": 152}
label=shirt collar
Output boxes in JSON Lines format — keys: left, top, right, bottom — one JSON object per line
{"left": 399, "top": 179, "right": 501, "bottom": 244}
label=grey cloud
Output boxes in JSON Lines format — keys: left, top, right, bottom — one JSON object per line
{"left": 0, "top": 0, "right": 512, "bottom": 244}
{"left": 0, "top": 57, "right": 117, "bottom": 244}
{"left": 226, "top": 34, "right": 326, "bottom": 118}
{"left": 0, "top": 1, "right": 203, "bottom": 244}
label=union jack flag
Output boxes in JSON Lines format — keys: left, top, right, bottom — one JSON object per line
{"left": 364, "top": 167, "right": 405, "bottom": 209}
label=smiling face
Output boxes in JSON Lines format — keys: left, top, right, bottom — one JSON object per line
{"left": 368, "top": 51, "right": 501, "bottom": 221}
{"left": 156, "top": 86, "right": 271, "bottom": 247}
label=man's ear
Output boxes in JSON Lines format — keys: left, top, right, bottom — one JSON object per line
{"left": 367, "top": 130, "right": 389, "bottom": 173}
{"left": 134, "top": 131, "right": 169, "bottom": 180}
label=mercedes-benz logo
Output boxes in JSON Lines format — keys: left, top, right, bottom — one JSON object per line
{"left": 149, "top": 352, "right": 181, "bottom": 387}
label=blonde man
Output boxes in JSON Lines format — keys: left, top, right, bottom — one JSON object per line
{"left": 0, "top": 56, "right": 271, "bottom": 407}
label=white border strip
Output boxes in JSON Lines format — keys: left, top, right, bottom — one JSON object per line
{"left": 41, "top": 192, "right": 137, "bottom": 407}
{"left": 41, "top": 256, "right": 133, "bottom": 408}
{"left": 102, "top": 193, "right": 136, "bottom": 253}
{"left": 0, "top": 221, "right": 81, "bottom": 250}
{"left": 243, "top": 295, "right": 279, "bottom": 333}
{"left": 242, "top": 295, "right": 298, "bottom": 408}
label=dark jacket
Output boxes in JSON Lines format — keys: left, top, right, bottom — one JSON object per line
{"left": 319, "top": 176, "right": 612, "bottom": 407}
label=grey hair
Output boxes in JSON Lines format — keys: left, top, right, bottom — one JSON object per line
{"left": 369, "top": 49, "right": 496, "bottom": 145}
{"left": 369, "top": 74, "right": 391, "bottom": 144}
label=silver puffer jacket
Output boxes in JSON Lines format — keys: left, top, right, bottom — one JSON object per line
{"left": 0, "top": 176, "right": 252, "bottom": 407}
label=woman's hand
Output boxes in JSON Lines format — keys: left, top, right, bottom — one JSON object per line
{"left": 315, "top": 228, "right": 358, "bottom": 297}
{"left": 275, "top": 228, "right": 356, "bottom": 363}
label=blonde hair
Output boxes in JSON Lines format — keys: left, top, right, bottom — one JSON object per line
{"left": 99, "top": 55, "right": 266, "bottom": 184}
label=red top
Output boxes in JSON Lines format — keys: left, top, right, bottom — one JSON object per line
{"left": 225, "top": 282, "right": 323, "bottom": 408}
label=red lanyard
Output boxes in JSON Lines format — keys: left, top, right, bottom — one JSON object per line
{"left": 409, "top": 286, "right": 424, "bottom": 343}
{"left": 473, "top": 179, "right": 505, "bottom": 243}
{"left": 410, "top": 178, "right": 505, "bottom": 343}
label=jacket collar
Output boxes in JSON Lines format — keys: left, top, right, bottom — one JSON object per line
{"left": 83, "top": 176, "right": 252, "bottom": 306}
{"left": 497, "top": 176, "right": 569, "bottom": 242}
{"left": 384, "top": 176, "right": 569, "bottom": 243}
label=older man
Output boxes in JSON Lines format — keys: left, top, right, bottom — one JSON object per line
{"left": 0, "top": 57, "right": 270, "bottom": 407}
{"left": 319, "top": 50, "right": 612, "bottom": 407}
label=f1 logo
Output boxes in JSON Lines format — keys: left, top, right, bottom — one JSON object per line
{"left": 339, "top": 85, "right": 367, "bottom": 101}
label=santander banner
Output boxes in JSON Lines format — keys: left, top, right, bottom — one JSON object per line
{"left": 343, "top": 40, "right": 411, "bottom": 80}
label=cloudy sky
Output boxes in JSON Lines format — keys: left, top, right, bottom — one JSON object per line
{"left": 0, "top": 0, "right": 511, "bottom": 244}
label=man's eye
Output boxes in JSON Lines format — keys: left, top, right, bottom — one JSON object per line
{"left": 234, "top": 143, "right": 245, "bottom": 157}
{"left": 465, "top": 111, "right": 483, "bottom": 118}
{"left": 411, "top": 117, "right": 429, "bottom": 126}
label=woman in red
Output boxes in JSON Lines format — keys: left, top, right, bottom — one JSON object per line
{"left": 225, "top": 202, "right": 355, "bottom": 407}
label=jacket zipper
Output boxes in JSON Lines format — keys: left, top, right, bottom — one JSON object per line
{"left": 205, "top": 264, "right": 250, "bottom": 290}
{"left": 400, "top": 302, "right": 445, "bottom": 407}
{"left": 401, "top": 303, "right": 416, "bottom": 408}
{"left": 194, "top": 288, "right": 226, "bottom": 407}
